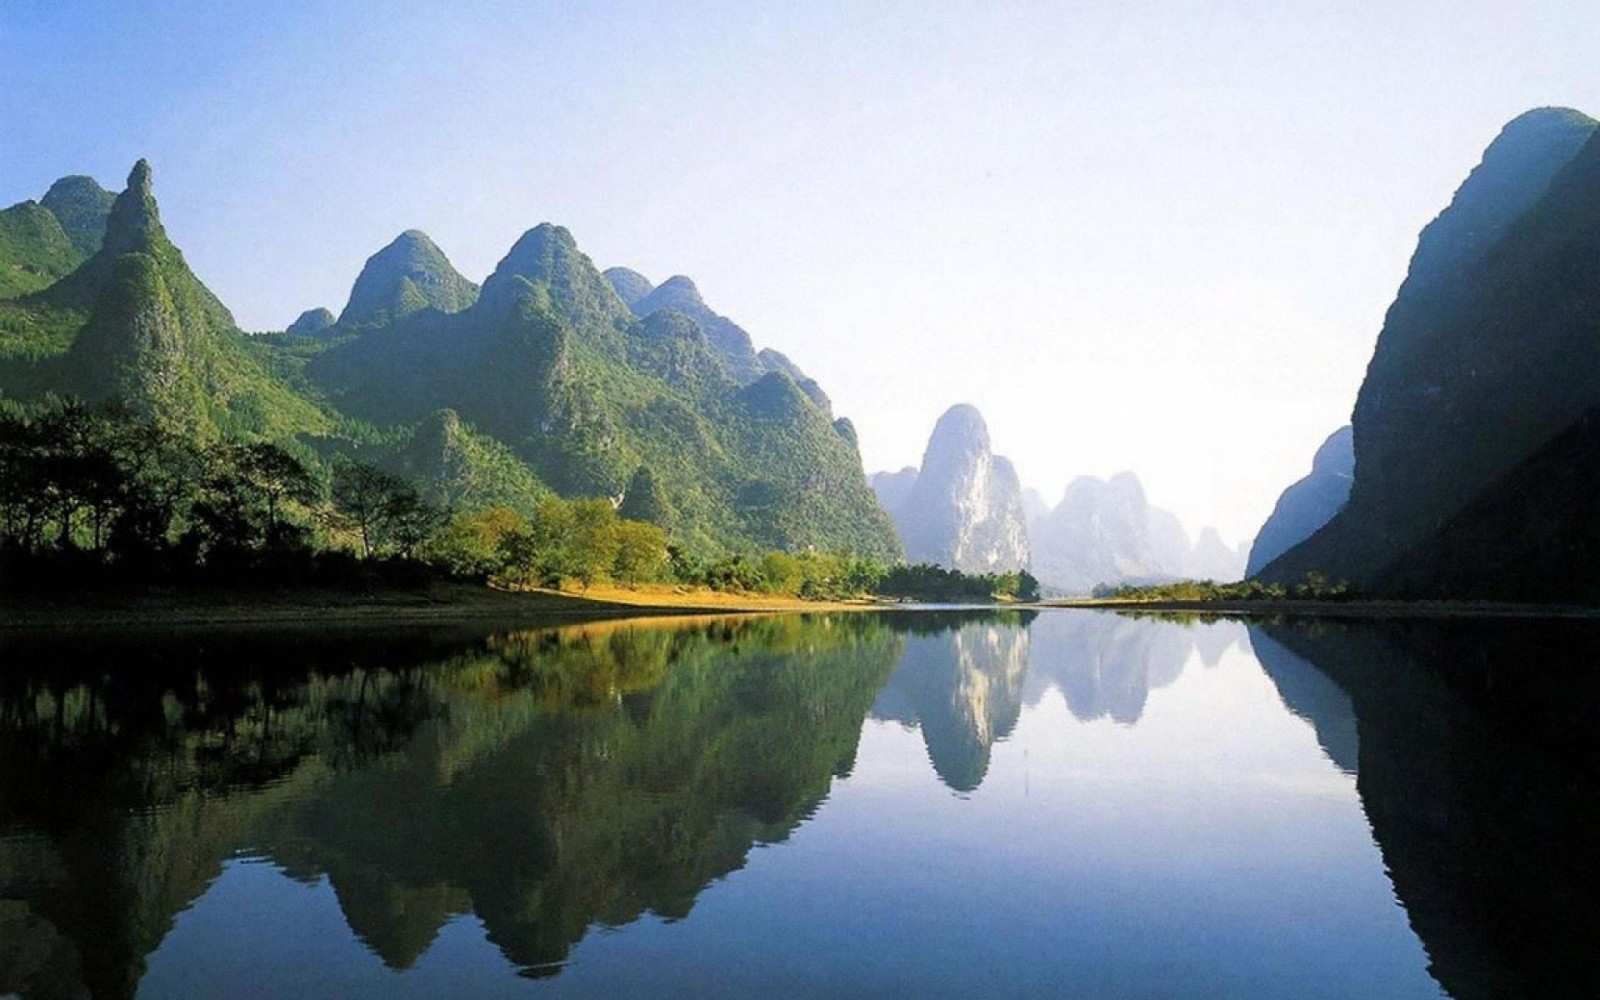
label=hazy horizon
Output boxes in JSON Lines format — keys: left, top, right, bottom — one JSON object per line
{"left": 7, "top": 0, "right": 1598, "bottom": 544}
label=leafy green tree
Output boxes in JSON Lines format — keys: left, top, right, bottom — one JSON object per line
{"left": 613, "top": 519, "right": 668, "bottom": 587}
{"left": 568, "top": 498, "right": 620, "bottom": 590}
{"left": 429, "top": 506, "right": 528, "bottom": 578}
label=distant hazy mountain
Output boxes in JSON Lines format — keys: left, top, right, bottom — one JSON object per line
{"left": 1246, "top": 426, "right": 1353, "bottom": 577}
{"left": 1261, "top": 106, "right": 1600, "bottom": 598}
{"left": 868, "top": 466, "right": 919, "bottom": 514}
{"left": 871, "top": 405, "right": 1029, "bottom": 573}
{"left": 1191, "top": 527, "right": 1248, "bottom": 582}
{"left": 1028, "top": 471, "right": 1242, "bottom": 592}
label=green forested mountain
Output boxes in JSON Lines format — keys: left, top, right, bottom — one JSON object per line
{"left": 306, "top": 223, "right": 898, "bottom": 557}
{"left": 1260, "top": 107, "right": 1600, "bottom": 597}
{"left": 334, "top": 229, "right": 479, "bottom": 330}
{"left": 0, "top": 161, "right": 330, "bottom": 440}
{"left": 0, "top": 176, "right": 112, "bottom": 299}
{"left": 0, "top": 161, "right": 898, "bottom": 561}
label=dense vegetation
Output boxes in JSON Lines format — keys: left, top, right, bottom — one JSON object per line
{"left": 0, "top": 399, "right": 1040, "bottom": 603}
{"left": 1090, "top": 575, "right": 1353, "bottom": 602}
{"left": 0, "top": 160, "right": 908, "bottom": 597}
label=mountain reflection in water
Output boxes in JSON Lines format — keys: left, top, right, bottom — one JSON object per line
{"left": 0, "top": 610, "right": 1594, "bottom": 998}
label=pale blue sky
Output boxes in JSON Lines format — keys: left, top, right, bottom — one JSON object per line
{"left": 4, "top": 1, "right": 1598, "bottom": 542}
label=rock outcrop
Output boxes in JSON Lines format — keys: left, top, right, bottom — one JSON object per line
{"left": 875, "top": 405, "right": 1029, "bottom": 573}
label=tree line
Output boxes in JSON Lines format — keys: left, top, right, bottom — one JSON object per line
{"left": 0, "top": 400, "right": 1043, "bottom": 603}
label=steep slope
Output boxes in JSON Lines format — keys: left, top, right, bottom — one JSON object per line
{"left": 1373, "top": 407, "right": 1600, "bottom": 600}
{"left": 1263, "top": 108, "right": 1600, "bottom": 591}
{"left": 381, "top": 409, "right": 549, "bottom": 516}
{"left": 880, "top": 405, "right": 1029, "bottom": 572}
{"left": 0, "top": 161, "right": 328, "bottom": 439}
{"left": 337, "top": 230, "right": 479, "bottom": 329}
{"left": 1246, "top": 426, "right": 1353, "bottom": 576}
{"left": 310, "top": 224, "right": 898, "bottom": 559}
{"left": 0, "top": 199, "right": 79, "bottom": 299}
{"left": 39, "top": 175, "right": 115, "bottom": 257}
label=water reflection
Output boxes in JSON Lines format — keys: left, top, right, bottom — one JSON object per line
{"left": 0, "top": 610, "right": 1593, "bottom": 997}
{"left": 1248, "top": 619, "right": 1600, "bottom": 1000}
{"left": 870, "top": 612, "right": 1032, "bottom": 791}
{"left": 0, "top": 616, "right": 904, "bottom": 996}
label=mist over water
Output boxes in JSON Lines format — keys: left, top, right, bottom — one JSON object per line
{"left": 2, "top": 611, "right": 1593, "bottom": 998}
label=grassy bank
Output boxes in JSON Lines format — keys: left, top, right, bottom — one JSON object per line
{"left": 0, "top": 580, "right": 896, "bottom": 631}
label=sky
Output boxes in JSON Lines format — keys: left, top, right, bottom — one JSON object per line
{"left": 4, "top": 0, "right": 1599, "bottom": 544}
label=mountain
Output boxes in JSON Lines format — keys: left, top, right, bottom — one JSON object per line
{"left": 337, "top": 229, "right": 479, "bottom": 329}
{"left": 609, "top": 269, "right": 832, "bottom": 408}
{"left": 286, "top": 306, "right": 336, "bottom": 336}
{"left": 0, "top": 161, "right": 328, "bottom": 440}
{"left": 601, "top": 266, "right": 653, "bottom": 307}
{"left": 874, "top": 405, "right": 1028, "bottom": 573}
{"left": 869, "top": 466, "right": 920, "bottom": 513}
{"left": 1191, "top": 527, "right": 1247, "bottom": 581}
{"left": 1027, "top": 472, "right": 1239, "bottom": 592}
{"left": 1029, "top": 472, "right": 1173, "bottom": 593}
{"left": 309, "top": 224, "right": 898, "bottom": 558}
{"left": 40, "top": 176, "right": 115, "bottom": 257}
{"left": 377, "top": 408, "right": 549, "bottom": 517}
{"left": 1246, "top": 427, "right": 1353, "bottom": 577}
{"left": 1260, "top": 107, "right": 1600, "bottom": 595}
{"left": 0, "top": 175, "right": 113, "bottom": 299}
{"left": 0, "top": 161, "right": 897, "bottom": 561}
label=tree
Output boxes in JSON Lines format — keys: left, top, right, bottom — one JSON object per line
{"left": 429, "top": 506, "right": 528, "bottom": 578}
{"left": 613, "top": 519, "right": 668, "bottom": 587}
{"left": 567, "top": 498, "right": 620, "bottom": 590}
{"left": 233, "top": 442, "right": 319, "bottom": 547}
{"left": 331, "top": 461, "right": 407, "bottom": 557}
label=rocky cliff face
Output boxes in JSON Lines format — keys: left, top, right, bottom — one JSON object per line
{"left": 1246, "top": 426, "right": 1353, "bottom": 577}
{"left": 876, "top": 405, "right": 1030, "bottom": 573}
{"left": 1262, "top": 107, "right": 1600, "bottom": 594}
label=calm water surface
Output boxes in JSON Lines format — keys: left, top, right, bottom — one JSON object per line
{"left": 1, "top": 610, "right": 1596, "bottom": 998}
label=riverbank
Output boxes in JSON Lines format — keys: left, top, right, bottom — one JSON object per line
{"left": 1044, "top": 597, "right": 1600, "bottom": 620}
{"left": 0, "top": 581, "right": 885, "bottom": 631}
